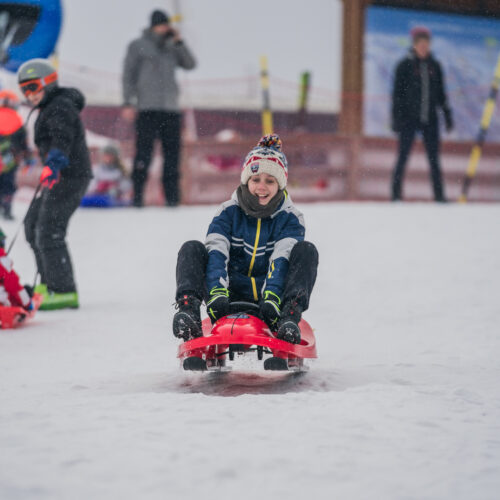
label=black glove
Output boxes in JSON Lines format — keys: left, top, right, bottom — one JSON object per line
{"left": 260, "top": 290, "right": 281, "bottom": 331}
{"left": 444, "top": 108, "right": 454, "bottom": 132}
{"left": 206, "top": 287, "right": 230, "bottom": 323}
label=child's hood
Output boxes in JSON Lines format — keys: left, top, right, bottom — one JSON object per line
{"left": 47, "top": 87, "right": 86, "bottom": 112}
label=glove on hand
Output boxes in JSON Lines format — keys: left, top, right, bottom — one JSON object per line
{"left": 260, "top": 290, "right": 281, "bottom": 331}
{"left": 40, "top": 148, "right": 69, "bottom": 188}
{"left": 206, "top": 287, "right": 230, "bottom": 323}
{"left": 40, "top": 166, "right": 60, "bottom": 189}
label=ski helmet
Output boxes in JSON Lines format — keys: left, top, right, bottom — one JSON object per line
{"left": 0, "top": 90, "right": 20, "bottom": 109}
{"left": 17, "top": 59, "right": 58, "bottom": 97}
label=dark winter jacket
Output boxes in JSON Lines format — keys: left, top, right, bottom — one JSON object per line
{"left": 34, "top": 87, "right": 92, "bottom": 179}
{"left": 122, "top": 29, "right": 196, "bottom": 111}
{"left": 392, "top": 50, "right": 452, "bottom": 131}
{"left": 205, "top": 191, "right": 305, "bottom": 303}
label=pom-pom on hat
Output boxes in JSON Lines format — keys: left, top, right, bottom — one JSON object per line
{"left": 241, "top": 134, "right": 288, "bottom": 190}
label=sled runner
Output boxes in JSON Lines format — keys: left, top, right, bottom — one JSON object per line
{"left": 0, "top": 293, "right": 43, "bottom": 329}
{"left": 178, "top": 302, "right": 317, "bottom": 372}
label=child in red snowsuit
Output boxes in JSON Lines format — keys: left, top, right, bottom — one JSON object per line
{"left": 0, "top": 229, "right": 32, "bottom": 310}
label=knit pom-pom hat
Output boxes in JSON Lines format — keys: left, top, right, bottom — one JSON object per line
{"left": 241, "top": 134, "right": 288, "bottom": 190}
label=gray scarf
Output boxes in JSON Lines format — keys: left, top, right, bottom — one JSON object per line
{"left": 237, "top": 185, "right": 284, "bottom": 218}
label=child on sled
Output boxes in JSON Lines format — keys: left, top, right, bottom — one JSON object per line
{"left": 0, "top": 228, "right": 33, "bottom": 310}
{"left": 84, "top": 144, "right": 132, "bottom": 205}
{"left": 173, "top": 134, "right": 318, "bottom": 344}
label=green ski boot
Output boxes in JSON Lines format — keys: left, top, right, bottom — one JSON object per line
{"left": 34, "top": 283, "right": 48, "bottom": 295}
{"left": 38, "top": 287, "right": 79, "bottom": 311}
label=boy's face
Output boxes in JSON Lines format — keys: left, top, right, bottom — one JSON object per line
{"left": 101, "top": 152, "right": 115, "bottom": 165}
{"left": 26, "top": 89, "right": 45, "bottom": 107}
{"left": 413, "top": 38, "right": 430, "bottom": 59}
{"left": 248, "top": 172, "right": 279, "bottom": 205}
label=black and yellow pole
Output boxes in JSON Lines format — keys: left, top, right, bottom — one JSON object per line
{"left": 459, "top": 53, "right": 500, "bottom": 203}
{"left": 297, "top": 71, "right": 311, "bottom": 129}
{"left": 260, "top": 55, "right": 273, "bottom": 135}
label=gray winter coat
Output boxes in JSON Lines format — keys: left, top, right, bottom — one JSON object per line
{"left": 122, "top": 29, "right": 196, "bottom": 111}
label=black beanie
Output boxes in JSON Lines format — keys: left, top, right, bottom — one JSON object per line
{"left": 151, "top": 10, "right": 169, "bottom": 27}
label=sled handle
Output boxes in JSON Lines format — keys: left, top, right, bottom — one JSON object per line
{"left": 229, "top": 301, "right": 260, "bottom": 315}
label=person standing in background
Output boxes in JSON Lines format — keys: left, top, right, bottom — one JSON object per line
{"left": 391, "top": 27, "right": 453, "bottom": 202}
{"left": 122, "top": 9, "right": 196, "bottom": 207}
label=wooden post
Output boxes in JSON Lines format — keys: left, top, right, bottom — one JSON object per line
{"left": 338, "top": 0, "right": 369, "bottom": 135}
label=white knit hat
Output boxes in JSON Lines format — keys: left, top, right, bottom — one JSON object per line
{"left": 241, "top": 134, "right": 288, "bottom": 190}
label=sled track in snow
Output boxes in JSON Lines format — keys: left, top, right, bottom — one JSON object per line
{"left": 104, "top": 365, "right": 384, "bottom": 397}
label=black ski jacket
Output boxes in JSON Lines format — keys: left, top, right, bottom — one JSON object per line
{"left": 392, "top": 50, "right": 452, "bottom": 131}
{"left": 34, "top": 87, "right": 92, "bottom": 179}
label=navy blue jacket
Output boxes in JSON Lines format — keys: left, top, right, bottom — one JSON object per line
{"left": 205, "top": 191, "right": 305, "bottom": 302}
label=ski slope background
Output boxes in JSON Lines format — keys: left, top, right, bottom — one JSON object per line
{"left": 1, "top": 197, "right": 499, "bottom": 500}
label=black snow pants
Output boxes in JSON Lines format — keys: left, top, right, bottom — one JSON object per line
{"left": 175, "top": 240, "right": 318, "bottom": 311}
{"left": 132, "top": 110, "right": 181, "bottom": 207}
{"left": 24, "top": 175, "right": 90, "bottom": 293}
{"left": 391, "top": 122, "right": 445, "bottom": 201}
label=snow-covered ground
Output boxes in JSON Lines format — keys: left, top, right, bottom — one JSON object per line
{"left": 1, "top": 199, "right": 499, "bottom": 500}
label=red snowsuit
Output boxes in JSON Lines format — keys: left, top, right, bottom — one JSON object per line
{"left": 0, "top": 247, "right": 31, "bottom": 308}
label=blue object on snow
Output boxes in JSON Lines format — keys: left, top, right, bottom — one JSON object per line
{"left": 80, "top": 194, "right": 131, "bottom": 208}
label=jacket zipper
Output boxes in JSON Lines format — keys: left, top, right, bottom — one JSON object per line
{"left": 247, "top": 218, "right": 261, "bottom": 301}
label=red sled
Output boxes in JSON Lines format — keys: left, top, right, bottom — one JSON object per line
{"left": 177, "top": 301, "right": 317, "bottom": 372}
{"left": 0, "top": 293, "right": 43, "bottom": 329}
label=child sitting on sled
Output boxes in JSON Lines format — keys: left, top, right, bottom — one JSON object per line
{"left": 0, "top": 228, "right": 33, "bottom": 310}
{"left": 85, "top": 144, "right": 132, "bottom": 204}
{"left": 173, "top": 134, "right": 318, "bottom": 344}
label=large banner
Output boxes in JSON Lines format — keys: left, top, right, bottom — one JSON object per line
{"left": 364, "top": 6, "right": 500, "bottom": 141}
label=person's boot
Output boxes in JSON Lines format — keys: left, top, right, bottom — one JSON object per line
{"left": 173, "top": 295, "right": 202, "bottom": 341}
{"left": 276, "top": 300, "right": 303, "bottom": 344}
{"left": 38, "top": 287, "right": 79, "bottom": 310}
{"left": 34, "top": 283, "right": 48, "bottom": 295}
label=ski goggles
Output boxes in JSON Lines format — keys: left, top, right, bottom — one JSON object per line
{"left": 19, "top": 72, "right": 58, "bottom": 97}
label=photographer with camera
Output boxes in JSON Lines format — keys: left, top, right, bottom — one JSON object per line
{"left": 122, "top": 9, "right": 196, "bottom": 207}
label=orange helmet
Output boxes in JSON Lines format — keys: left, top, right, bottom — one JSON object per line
{"left": 0, "top": 90, "right": 20, "bottom": 109}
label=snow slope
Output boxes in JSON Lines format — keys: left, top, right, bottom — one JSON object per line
{"left": 1, "top": 200, "right": 499, "bottom": 500}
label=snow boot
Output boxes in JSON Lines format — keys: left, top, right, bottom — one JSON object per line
{"left": 34, "top": 283, "right": 48, "bottom": 295}
{"left": 173, "top": 295, "right": 202, "bottom": 341}
{"left": 38, "top": 289, "right": 79, "bottom": 310}
{"left": 276, "top": 300, "right": 303, "bottom": 344}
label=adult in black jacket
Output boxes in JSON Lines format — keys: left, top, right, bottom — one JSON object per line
{"left": 391, "top": 27, "right": 453, "bottom": 202}
{"left": 18, "top": 59, "right": 92, "bottom": 310}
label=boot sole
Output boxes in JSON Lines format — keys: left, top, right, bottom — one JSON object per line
{"left": 277, "top": 320, "right": 301, "bottom": 344}
{"left": 39, "top": 303, "right": 79, "bottom": 311}
{"left": 173, "top": 312, "right": 202, "bottom": 340}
